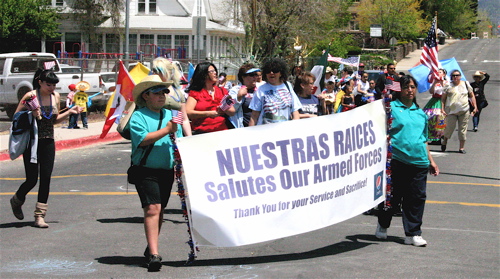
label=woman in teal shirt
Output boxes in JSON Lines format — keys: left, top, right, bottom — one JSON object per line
{"left": 375, "top": 75, "right": 439, "bottom": 247}
{"left": 130, "top": 75, "right": 182, "bottom": 271}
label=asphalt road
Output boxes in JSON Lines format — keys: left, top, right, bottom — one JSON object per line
{"left": 0, "top": 39, "right": 499, "bottom": 278}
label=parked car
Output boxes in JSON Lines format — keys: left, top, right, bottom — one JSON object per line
{"left": 364, "top": 70, "right": 382, "bottom": 83}
{"left": 59, "top": 64, "right": 83, "bottom": 74}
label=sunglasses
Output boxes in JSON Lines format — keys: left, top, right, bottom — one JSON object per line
{"left": 145, "top": 86, "right": 170, "bottom": 95}
{"left": 451, "top": 74, "right": 461, "bottom": 77}
{"left": 388, "top": 67, "right": 396, "bottom": 70}
{"left": 246, "top": 73, "right": 259, "bottom": 77}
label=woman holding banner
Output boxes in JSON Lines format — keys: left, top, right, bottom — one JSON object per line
{"left": 129, "top": 76, "right": 183, "bottom": 271}
{"left": 248, "top": 58, "right": 301, "bottom": 125}
{"left": 228, "top": 63, "right": 260, "bottom": 128}
{"left": 186, "top": 62, "right": 236, "bottom": 134}
{"left": 375, "top": 75, "right": 439, "bottom": 247}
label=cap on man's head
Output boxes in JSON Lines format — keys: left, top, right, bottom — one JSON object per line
{"left": 359, "top": 63, "right": 365, "bottom": 67}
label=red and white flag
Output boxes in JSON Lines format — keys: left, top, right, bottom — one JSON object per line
{"left": 172, "top": 111, "right": 183, "bottom": 124}
{"left": 100, "top": 61, "right": 135, "bottom": 138}
{"left": 44, "top": 61, "right": 56, "bottom": 70}
{"left": 219, "top": 94, "right": 235, "bottom": 111}
{"left": 385, "top": 81, "right": 401, "bottom": 92}
{"left": 420, "top": 17, "right": 440, "bottom": 83}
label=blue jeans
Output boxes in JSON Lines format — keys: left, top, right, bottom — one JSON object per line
{"left": 472, "top": 100, "right": 486, "bottom": 128}
{"left": 378, "top": 159, "right": 428, "bottom": 236}
{"left": 69, "top": 112, "right": 88, "bottom": 128}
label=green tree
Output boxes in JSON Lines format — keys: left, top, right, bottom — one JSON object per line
{"left": 420, "top": 0, "right": 477, "bottom": 38}
{"left": 236, "top": 0, "right": 354, "bottom": 65}
{"left": 70, "top": 0, "right": 124, "bottom": 52}
{"left": 357, "top": 0, "right": 425, "bottom": 41}
{"left": 0, "top": 0, "right": 60, "bottom": 53}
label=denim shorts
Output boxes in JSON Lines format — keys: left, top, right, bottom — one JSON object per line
{"left": 134, "top": 168, "right": 174, "bottom": 208}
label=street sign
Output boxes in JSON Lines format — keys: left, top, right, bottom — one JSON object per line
{"left": 370, "top": 24, "right": 382, "bottom": 37}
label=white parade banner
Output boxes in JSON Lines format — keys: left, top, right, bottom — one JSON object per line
{"left": 177, "top": 100, "right": 387, "bottom": 247}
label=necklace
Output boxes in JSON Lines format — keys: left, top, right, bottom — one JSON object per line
{"left": 37, "top": 89, "right": 53, "bottom": 119}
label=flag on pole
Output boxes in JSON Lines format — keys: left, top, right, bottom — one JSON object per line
{"left": 419, "top": 16, "right": 440, "bottom": 83}
{"left": 385, "top": 81, "right": 401, "bottom": 92}
{"left": 327, "top": 55, "right": 360, "bottom": 67}
{"left": 100, "top": 61, "right": 136, "bottom": 138}
{"left": 310, "top": 45, "right": 331, "bottom": 96}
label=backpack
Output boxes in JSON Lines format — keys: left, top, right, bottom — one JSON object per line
{"left": 117, "top": 101, "right": 136, "bottom": 140}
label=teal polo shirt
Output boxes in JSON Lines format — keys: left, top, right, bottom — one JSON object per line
{"left": 390, "top": 99, "right": 430, "bottom": 168}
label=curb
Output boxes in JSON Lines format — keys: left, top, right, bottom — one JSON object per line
{"left": 0, "top": 132, "right": 124, "bottom": 162}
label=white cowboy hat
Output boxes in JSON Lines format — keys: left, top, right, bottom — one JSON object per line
{"left": 472, "top": 71, "right": 484, "bottom": 79}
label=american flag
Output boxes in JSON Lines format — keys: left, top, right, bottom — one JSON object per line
{"left": 327, "top": 55, "right": 360, "bottom": 67}
{"left": 219, "top": 94, "right": 235, "bottom": 111}
{"left": 385, "top": 81, "right": 401, "bottom": 92}
{"left": 44, "top": 61, "right": 56, "bottom": 70}
{"left": 420, "top": 17, "right": 439, "bottom": 82}
{"left": 172, "top": 111, "right": 183, "bottom": 124}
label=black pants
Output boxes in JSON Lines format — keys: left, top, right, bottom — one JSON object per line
{"left": 16, "top": 138, "right": 55, "bottom": 204}
{"left": 378, "top": 159, "right": 428, "bottom": 236}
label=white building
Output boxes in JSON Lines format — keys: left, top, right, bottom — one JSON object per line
{"left": 48, "top": 0, "right": 244, "bottom": 71}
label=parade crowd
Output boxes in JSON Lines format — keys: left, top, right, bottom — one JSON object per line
{"left": 8, "top": 56, "right": 489, "bottom": 272}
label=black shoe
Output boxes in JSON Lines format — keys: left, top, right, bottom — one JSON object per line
{"left": 74, "top": 126, "right": 81, "bottom": 129}
{"left": 441, "top": 144, "right": 446, "bottom": 152}
{"left": 143, "top": 246, "right": 150, "bottom": 259}
{"left": 459, "top": 149, "right": 466, "bottom": 154}
{"left": 473, "top": 127, "right": 478, "bottom": 132}
{"left": 147, "top": 254, "right": 162, "bottom": 272}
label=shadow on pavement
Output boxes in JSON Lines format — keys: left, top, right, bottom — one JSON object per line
{"left": 438, "top": 172, "right": 500, "bottom": 181}
{"left": 95, "top": 256, "right": 146, "bottom": 269}
{"left": 0, "top": 221, "right": 59, "bottom": 228}
{"left": 158, "top": 238, "right": 376, "bottom": 267}
{"left": 96, "top": 217, "right": 143, "bottom": 223}
{"left": 0, "top": 221, "right": 35, "bottom": 228}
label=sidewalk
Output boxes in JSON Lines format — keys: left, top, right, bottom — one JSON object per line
{"left": 396, "top": 39, "right": 459, "bottom": 71}
{"left": 0, "top": 120, "right": 123, "bottom": 161}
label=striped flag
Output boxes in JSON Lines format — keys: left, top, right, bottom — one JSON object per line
{"left": 44, "top": 61, "right": 56, "bottom": 70}
{"left": 172, "top": 111, "right": 184, "bottom": 124}
{"left": 420, "top": 17, "right": 440, "bottom": 82}
{"left": 219, "top": 94, "right": 235, "bottom": 111}
{"left": 385, "top": 81, "right": 401, "bottom": 92}
{"left": 327, "top": 55, "right": 359, "bottom": 67}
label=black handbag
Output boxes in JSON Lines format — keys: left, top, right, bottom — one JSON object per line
{"left": 127, "top": 110, "right": 163, "bottom": 184}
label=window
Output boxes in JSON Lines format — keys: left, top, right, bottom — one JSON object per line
{"left": 11, "top": 57, "right": 59, "bottom": 73}
{"left": 0, "top": 59, "right": 5, "bottom": 75}
{"left": 106, "top": 34, "right": 120, "bottom": 54}
{"left": 175, "top": 35, "right": 189, "bottom": 59}
{"left": 157, "top": 35, "right": 172, "bottom": 49}
{"left": 55, "top": 0, "right": 64, "bottom": 7}
{"left": 138, "top": 0, "right": 156, "bottom": 14}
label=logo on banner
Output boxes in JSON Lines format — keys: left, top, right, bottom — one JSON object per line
{"left": 374, "top": 171, "right": 384, "bottom": 200}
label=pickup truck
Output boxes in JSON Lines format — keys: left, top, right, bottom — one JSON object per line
{"left": 0, "top": 52, "right": 100, "bottom": 119}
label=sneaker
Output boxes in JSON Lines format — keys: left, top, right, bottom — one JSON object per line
{"left": 404, "top": 236, "right": 427, "bottom": 247}
{"left": 375, "top": 223, "right": 387, "bottom": 239}
{"left": 147, "top": 254, "right": 162, "bottom": 272}
{"left": 473, "top": 127, "right": 478, "bottom": 132}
